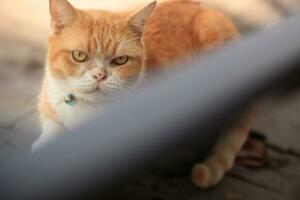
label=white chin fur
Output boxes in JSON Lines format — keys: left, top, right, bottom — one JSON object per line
{"left": 74, "top": 89, "right": 109, "bottom": 103}
{"left": 48, "top": 70, "right": 136, "bottom": 105}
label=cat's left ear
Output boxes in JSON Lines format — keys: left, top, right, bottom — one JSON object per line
{"left": 128, "top": 1, "right": 157, "bottom": 37}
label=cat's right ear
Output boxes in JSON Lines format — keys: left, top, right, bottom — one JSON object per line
{"left": 49, "top": 0, "right": 76, "bottom": 34}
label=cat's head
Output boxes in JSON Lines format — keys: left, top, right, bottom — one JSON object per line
{"left": 47, "top": 0, "right": 156, "bottom": 102}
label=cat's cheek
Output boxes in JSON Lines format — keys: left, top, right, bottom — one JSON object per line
{"left": 74, "top": 64, "right": 90, "bottom": 77}
{"left": 113, "top": 63, "right": 143, "bottom": 81}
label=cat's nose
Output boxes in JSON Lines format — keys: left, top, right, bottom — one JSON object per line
{"left": 91, "top": 67, "right": 107, "bottom": 82}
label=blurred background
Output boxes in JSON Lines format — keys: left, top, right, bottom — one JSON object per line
{"left": 0, "top": 0, "right": 300, "bottom": 198}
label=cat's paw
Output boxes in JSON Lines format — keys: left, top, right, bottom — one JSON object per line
{"left": 191, "top": 163, "right": 223, "bottom": 189}
{"left": 31, "top": 138, "right": 51, "bottom": 153}
{"left": 31, "top": 141, "right": 42, "bottom": 153}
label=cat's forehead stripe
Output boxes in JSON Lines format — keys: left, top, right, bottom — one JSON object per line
{"left": 103, "top": 39, "right": 112, "bottom": 53}
{"left": 88, "top": 37, "right": 98, "bottom": 54}
{"left": 84, "top": 18, "right": 139, "bottom": 57}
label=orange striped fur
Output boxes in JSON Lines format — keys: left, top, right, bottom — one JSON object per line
{"left": 35, "top": 0, "right": 253, "bottom": 188}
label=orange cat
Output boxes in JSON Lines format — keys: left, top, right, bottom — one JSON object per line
{"left": 33, "top": 0, "right": 254, "bottom": 188}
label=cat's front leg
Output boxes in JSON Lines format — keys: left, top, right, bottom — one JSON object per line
{"left": 32, "top": 119, "right": 65, "bottom": 152}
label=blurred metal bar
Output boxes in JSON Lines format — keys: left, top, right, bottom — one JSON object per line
{"left": 1, "top": 14, "right": 300, "bottom": 200}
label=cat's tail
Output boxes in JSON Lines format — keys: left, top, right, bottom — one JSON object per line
{"left": 191, "top": 108, "right": 254, "bottom": 188}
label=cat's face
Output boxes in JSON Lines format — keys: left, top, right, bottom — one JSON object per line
{"left": 47, "top": 0, "right": 156, "bottom": 102}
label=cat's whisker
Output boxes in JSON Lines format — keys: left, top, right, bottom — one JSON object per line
{"left": 117, "top": 83, "right": 139, "bottom": 92}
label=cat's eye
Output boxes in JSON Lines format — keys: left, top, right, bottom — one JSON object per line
{"left": 71, "top": 50, "right": 88, "bottom": 62}
{"left": 112, "top": 56, "right": 129, "bottom": 65}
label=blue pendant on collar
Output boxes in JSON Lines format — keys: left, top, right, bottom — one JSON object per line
{"left": 65, "top": 94, "right": 76, "bottom": 106}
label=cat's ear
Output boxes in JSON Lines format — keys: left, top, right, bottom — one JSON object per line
{"left": 128, "top": 1, "right": 157, "bottom": 37}
{"left": 49, "top": 0, "right": 77, "bottom": 34}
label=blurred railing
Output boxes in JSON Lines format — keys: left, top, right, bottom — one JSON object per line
{"left": 1, "top": 13, "right": 300, "bottom": 200}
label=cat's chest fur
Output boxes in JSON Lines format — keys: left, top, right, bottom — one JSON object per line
{"left": 47, "top": 77, "right": 104, "bottom": 130}
{"left": 56, "top": 101, "right": 100, "bottom": 130}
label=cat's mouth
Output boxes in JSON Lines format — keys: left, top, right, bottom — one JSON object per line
{"left": 78, "top": 85, "right": 102, "bottom": 94}
{"left": 75, "top": 81, "right": 132, "bottom": 97}
{"left": 77, "top": 83, "right": 111, "bottom": 96}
